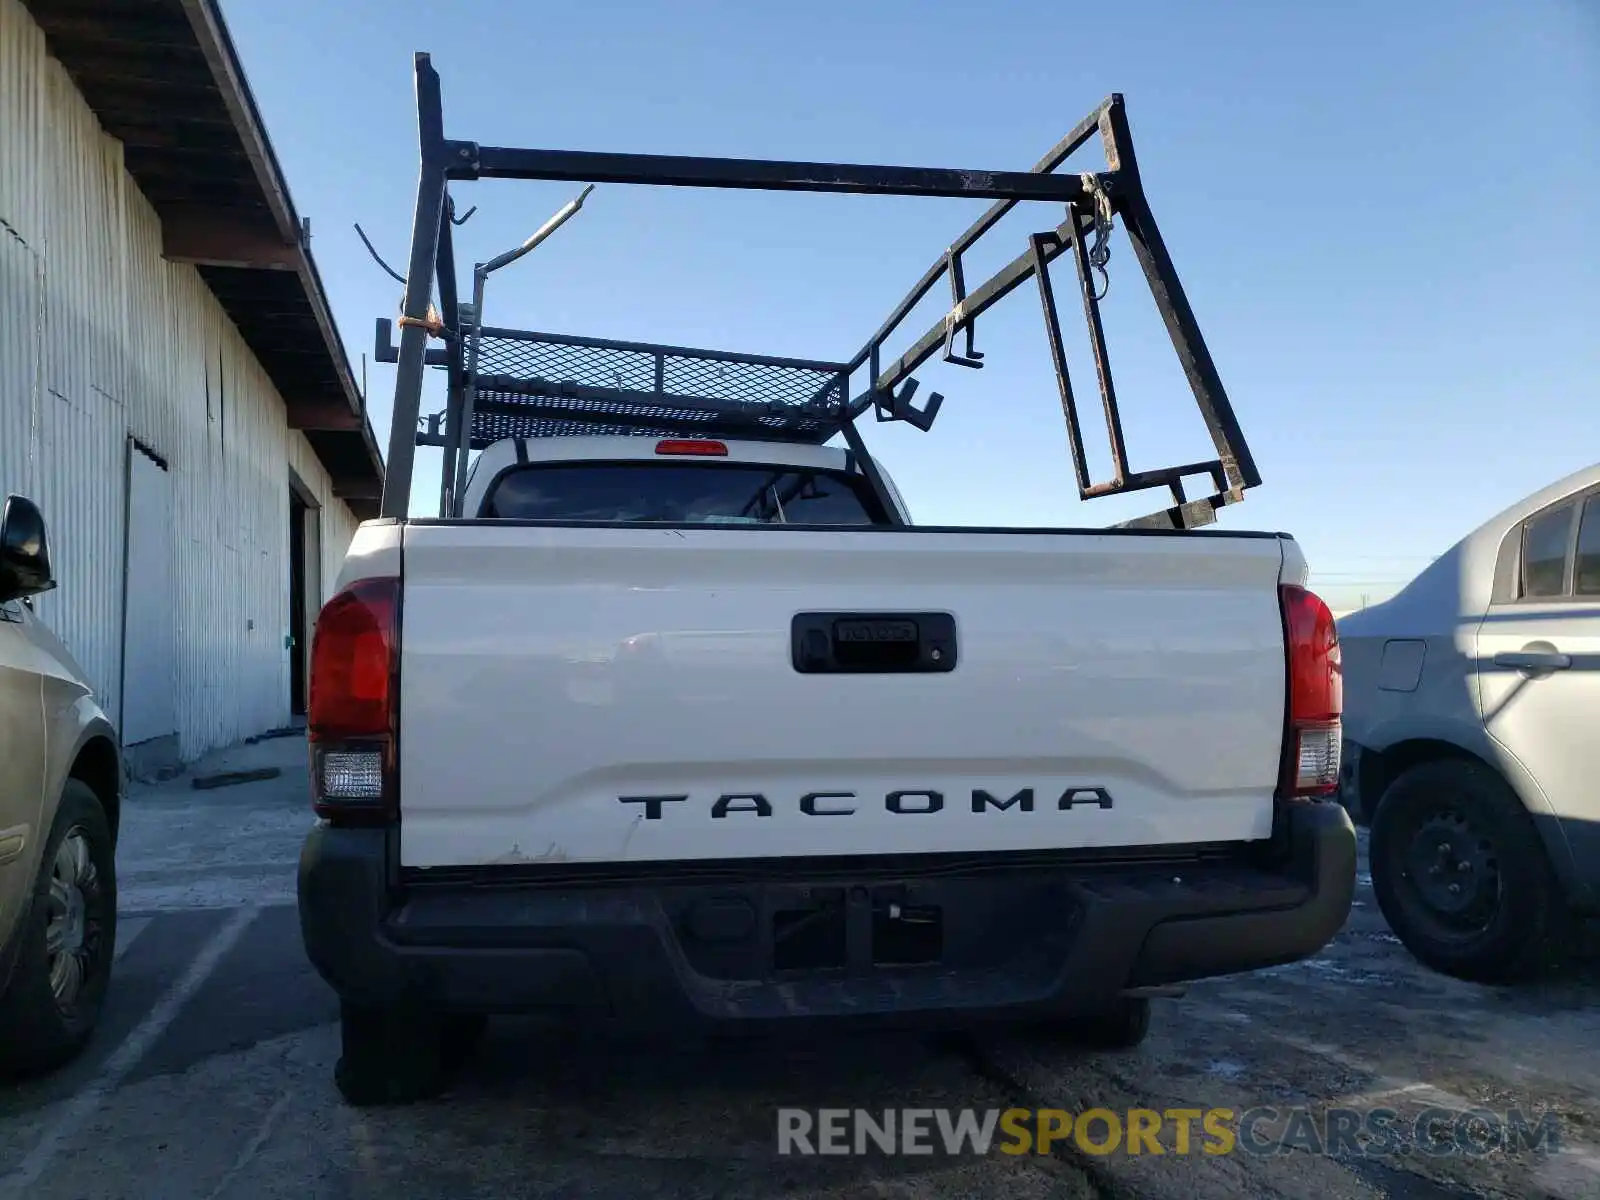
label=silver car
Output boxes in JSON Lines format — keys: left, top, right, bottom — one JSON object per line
{"left": 1339, "top": 462, "right": 1600, "bottom": 982}
{"left": 0, "top": 495, "right": 122, "bottom": 1075}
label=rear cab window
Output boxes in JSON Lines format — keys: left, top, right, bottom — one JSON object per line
{"left": 480, "top": 461, "right": 894, "bottom": 526}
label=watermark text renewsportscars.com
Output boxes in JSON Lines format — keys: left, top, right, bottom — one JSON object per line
{"left": 776, "top": 1106, "right": 1565, "bottom": 1159}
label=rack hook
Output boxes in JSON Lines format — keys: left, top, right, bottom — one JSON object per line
{"left": 876, "top": 377, "right": 943, "bottom": 432}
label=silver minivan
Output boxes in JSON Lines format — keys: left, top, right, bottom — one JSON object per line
{"left": 0, "top": 495, "right": 122, "bottom": 1075}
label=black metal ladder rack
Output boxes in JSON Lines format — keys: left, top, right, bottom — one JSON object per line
{"left": 376, "top": 52, "right": 1261, "bottom": 529}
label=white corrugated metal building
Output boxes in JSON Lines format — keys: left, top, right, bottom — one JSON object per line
{"left": 1, "top": 0, "right": 385, "bottom": 772}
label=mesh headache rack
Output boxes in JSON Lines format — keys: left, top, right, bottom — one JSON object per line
{"left": 447, "top": 327, "right": 847, "bottom": 447}
{"left": 373, "top": 53, "right": 1261, "bottom": 530}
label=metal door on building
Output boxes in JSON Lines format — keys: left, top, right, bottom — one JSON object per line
{"left": 121, "top": 439, "right": 176, "bottom": 750}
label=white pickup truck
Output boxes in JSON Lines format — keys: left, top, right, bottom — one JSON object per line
{"left": 297, "top": 57, "right": 1356, "bottom": 1105}
{"left": 298, "top": 433, "right": 1355, "bottom": 1104}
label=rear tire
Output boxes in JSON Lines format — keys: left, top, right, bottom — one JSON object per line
{"left": 335, "top": 1003, "right": 459, "bottom": 1106}
{"left": 1035, "top": 997, "right": 1151, "bottom": 1050}
{"left": 1370, "top": 760, "right": 1567, "bottom": 983}
{"left": 1079, "top": 997, "right": 1151, "bottom": 1049}
{"left": 442, "top": 1012, "right": 489, "bottom": 1070}
{"left": 0, "top": 780, "right": 118, "bottom": 1078}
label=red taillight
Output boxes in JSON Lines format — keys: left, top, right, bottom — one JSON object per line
{"left": 309, "top": 577, "right": 399, "bottom": 738}
{"left": 1279, "top": 583, "right": 1342, "bottom": 797}
{"left": 308, "top": 577, "right": 399, "bottom": 821}
{"left": 655, "top": 439, "right": 728, "bottom": 456}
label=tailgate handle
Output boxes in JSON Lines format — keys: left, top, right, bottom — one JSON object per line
{"left": 791, "top": 612, "right": 957, "bottom": 674}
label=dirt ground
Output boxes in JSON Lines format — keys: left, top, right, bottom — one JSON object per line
{"left": 1, "top": 737, "right": 1595, "bottom": 1200}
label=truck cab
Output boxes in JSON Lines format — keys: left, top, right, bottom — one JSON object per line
{"left": 458, "top": 435, "right": 914, "bottom": 526}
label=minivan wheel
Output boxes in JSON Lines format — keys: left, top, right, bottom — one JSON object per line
{"left": 1370, "top": 760, "right": 1566, "bottom": 983}
{"left": 0, "top": 780, "right": 118, "bottom": 1077}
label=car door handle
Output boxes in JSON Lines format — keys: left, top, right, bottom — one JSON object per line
{"left": 1494, "top": 650, "right": 1571, "bottom": 671}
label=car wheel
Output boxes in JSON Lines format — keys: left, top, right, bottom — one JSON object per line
{"left": 334, "top": 1002, "right": 474, "bottom": 1106}
{"left": 1370, "top": 760, "right": 1566, "bottom": 983}
{"left": 0, "top": 780, "right": 118, "bottom": 1077}
{"left": 1032, "top": 997, "right": 1151, "bottom": 1051}
{"left": 1076, "top": 997, "right": 1151, "bottom": 1049}
{"left": 442, "top": 1012, "right": 489, "bottom": 1070}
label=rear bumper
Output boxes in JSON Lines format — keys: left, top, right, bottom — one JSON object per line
{"left": 298, "top": 801, "right": 1356, "bottom": 1026}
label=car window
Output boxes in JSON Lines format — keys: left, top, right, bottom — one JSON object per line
{"left": 1519, "top": 502, "right": 1573, "bottom": 598}
{"left": 481, "top": 461, "right": 891, "bottom": 525}
{"left": 1577, "top": 493, "right": 1600, "bottom": 596}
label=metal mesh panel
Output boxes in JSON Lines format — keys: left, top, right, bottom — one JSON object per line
{"left": 467, "top": 329, "right": 848, "bottom": 447}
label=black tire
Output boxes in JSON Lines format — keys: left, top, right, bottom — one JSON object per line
{"left": 442, "top": 1012, "right": 489, "bottom": 1070}
{"left": 0, "top": 780, "right": 118, "bottom": 1077}
{"left": 1079, "top": 997, "right": 1151, "bottom": 1049}
{"left": 1035, "top": 997, "right": 1151, "bottom": 1050}
{"left": 1370, "top": 760, "right": 1567, "bottom": 983}
{"left": 334, "top": 1002, "right": 470, "bottom": 1106}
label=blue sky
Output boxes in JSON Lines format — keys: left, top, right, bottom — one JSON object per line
{"left": 221, "top": 0, "right": 1597, "bottom": 611}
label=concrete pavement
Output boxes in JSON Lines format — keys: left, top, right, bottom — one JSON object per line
{"left": 115, "top": 735, "right": 311, "bottom": 913}
{"left": 1, "top": 736, "right": 1597, "bottom": 1199}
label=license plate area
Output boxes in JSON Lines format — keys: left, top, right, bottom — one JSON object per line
{"left": 767, "top": 886, "right": 945, "bottom": 972}
{"left": 671, "top": 876, "right": 1057, "bottom": 981}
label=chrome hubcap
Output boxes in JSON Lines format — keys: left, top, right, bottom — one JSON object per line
{"left": 45, "top": 828, "right": 99, "bottom": 1008}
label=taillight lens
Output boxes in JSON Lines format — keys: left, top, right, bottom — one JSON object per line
{"left": 308, "top": 577, "right": 399, "bottom": 821}
{"left": 1279, "top": 583, "right": 1342, "bottom": 797}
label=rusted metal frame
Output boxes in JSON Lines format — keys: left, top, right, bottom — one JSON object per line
{"left": 452, "top": 145, "right": 1095, "bottom": 204}
{"left": 387, "top": 57, "right": 1259, "bottom": 528}
{"left": 1095, "top": 97, "right": 1260, "bottom": 497}
{"left": 374, "top": 319, "right": 449, "bottom": 366}
{"left": 844, "top": 93, "right": 1259, "bottom": 529}
{"left": 1114, "top": 490, "right": 1243, "bottom": 531}
{"left": 843, "top": 99, "right": 1115, "bottom": 387}
{"left": 864, "top": 211, "right": 1085, "bottom": 414}
{"left": 1032, "top": 214, "right": 1178, "bottom": 503}
{"left": 435, "top": 198, "right": 466, "bottom": 518}
{"left": 834, "top": 407, "right": 905, "bottom": 527}
{"left": 1028, "top": 229, "right": 1093, "bottom": 493}
{"left": 464, "top": 399, "right": 830, "bottom": 447}
{"left": 449, "top": 262, "right": 490, "bottom": 517}
{"left": 380, "top": 53, "right": 451, "bottom": 519}
{"left": 1062, "top": 207, "right": 1131, "bottom": 492}
{"left": 476, "top": 326, "right": 850, "bottom": 376}
{"left": 471, "top": 377, "right": 833, "bottom": 429}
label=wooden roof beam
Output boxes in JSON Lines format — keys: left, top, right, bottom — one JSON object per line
{"left": 161, "top": 204, "right": 298, "bottom": 269}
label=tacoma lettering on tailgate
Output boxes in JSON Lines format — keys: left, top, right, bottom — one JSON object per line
{"left": 617, "top": 787, "right": 1114, "bottom": 820}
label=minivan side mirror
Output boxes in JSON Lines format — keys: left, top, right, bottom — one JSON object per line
{"left": 0, "top": 495, "right": 56, "bottom": 604}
